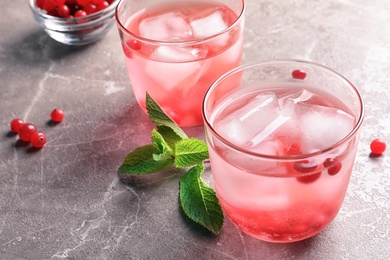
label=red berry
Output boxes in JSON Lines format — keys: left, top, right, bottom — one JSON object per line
{"left": 292, "top": 69, "right": 307, "bottom": 80}
{"left": 323, "top": 158, "right": 342, "bottom": 176}
{"left": 293, "top": 159, "right": 318, "bottom": 174}
{"left": 91, "top": 0, "right": 104, "bottom": 4}
{"left": 10, "top": 118, "right": 24, "bottom": 133}
{"left": 43, "top": 0, "right": 56, "bottom": 13}
{"left": 36, "top": 0, "right": 45, "bottom": 9}
{"left": 127, "top": 39, "right": 142, "bottom": 50}
{"left": 18, "top": 123, "right": 37, "bottom": 142}
{"left": 96, "top": 1, "right": 109, "bottom": 11}
{"left": 50, "top": 108, "right": 65, "bottom": 122}
{"left": 76, "top": 0, "right": 90, "bottom": 7}
{"left": 53, "top": 0, "right": 66, "bottom": 6}
{"left": 83, "top": 3, "right": 97, "bottom": 14}
{"left": 74, "top": 9, "right": 87, "bottom": 17}
{"left": 57, "top": 4, "right": 71, "bottom": 18}
{"left": 66, "top": 0, "right": 77, "bottom": 4}
{"left": 31, "top": 132, "right": 47, "bottom": 148}
{"left": 370, "top": 139, "right": 386, "bottom": 155}
{"left": 296, "top": 172, "right": 321, "bottom": 184}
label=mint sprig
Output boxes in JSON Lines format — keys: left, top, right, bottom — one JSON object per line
{"left": 118, "top": 93, "right": 224, "bottom": 234}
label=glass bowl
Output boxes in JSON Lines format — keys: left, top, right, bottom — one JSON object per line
{"left": 29, "top": 0, "right": 119, "bottom": 46}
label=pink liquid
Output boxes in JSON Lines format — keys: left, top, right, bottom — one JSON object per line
{"left": 208, "top": 85, "right": 359, "bottom": 242}
{"left": 122, "top": 2, "right": 244, "bottom": 126}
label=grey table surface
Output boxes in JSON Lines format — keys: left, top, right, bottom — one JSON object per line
{"left": 1, "top": 0, "right": 389, "bottom": 259}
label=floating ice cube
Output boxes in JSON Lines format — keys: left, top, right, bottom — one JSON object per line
{"left": 139, "top": 12, "right": 192, "bottom": 41}
{"left": 190, "top": 8, "right": 229, "bottom": 46}
{"left": 190, "top": 9, "right": 228, "bottom": 38}
{"left": 297, "top": 103, "right": 355, "bottom": 153}
{"left": 215, "top": 92, "right": 283, "bottom": 147}
{"left": 151, "top": 46, "right": 200, "bottom": 62}
{"left": 278, "top": 89, "right": 315, "bottom": 107}
{"left": 144, "top": 47, "right": 207, "bottom": 91}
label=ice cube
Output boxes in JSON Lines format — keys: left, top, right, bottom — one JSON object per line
{"left": 189, "top": 8, "right": 229, "bottom": 46}
{"left": 296, "top": 103, "right": 355, "bottom": 153}
{"left": 151, "top": 46, "right": 200, "bottom": 62}
{"left": 278, "top": 89, "right": 315, "bottom": 107}
{"left": 144, "top": 47, "right": 207, "bottom": 90}
{"left": 139, "top": 12, "right": 192, "bottom": 41}
{"left": 215, "top": 92, "right": 283, "bottom": 147}
{"left": 190, "top": 10, "right": 228, "bottom": 38}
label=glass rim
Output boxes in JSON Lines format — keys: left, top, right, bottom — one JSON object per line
{"left": 202, "top": 59, "right": 365, "bottom": 161}
{"left": 115, "top": 0, "right": 245, "bottom": 45}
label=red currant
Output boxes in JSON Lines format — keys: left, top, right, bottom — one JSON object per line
{"left": 57, "top": 4, "right": 71, "bottom": 18}
{"left": 83, "top": 3, "right": 97, "bottom": 14}
{"left": 18, "top": 123, "right": 37, "bottom": 142}
{"left": 76, "top": 0, "right": 90, "bottom": 7}
{"left": 10, "top": 118, "right": 24, "bottom": 133}
{"left": 293, "top": 159, "right": 318, "bottom": 173}
{"left": 296, "top": 172, "right": 321, "bottom": 184}
{"left": 50, "top": 108, "right": 65, "bottom": 122}
{"left": 370, "top": 139, "right": 386, "bottom": 155}
{"left": 292, "top": 69, "right": 307, "bottom": 80}
{"left": 53, "top": 0, "right": 66, "bottom": 6}
{"left": 42, "top": 0, "right": 57, "bottom": 13}
{"left": 74, "top": 9, "right": 87, "bottom": 17}
{"left": 31, "top": 132, "right": 47, "bottom": 149}
{"left": 127, "top": 39, "right": 142, "bottom": 50}
{"left": 66, "top": 0, "right": 77, "bottom": 4}
{"left": 91, "top": 0, "right": 104, "bottom": 4}
{"left": 36, "top": 0, "right": 45, "bottom": 8}
{"left": 96, "top": 1, "right": 109, "bottom": 12}
{"left": 323, "top": 158, "right": 342, "bottom": 176}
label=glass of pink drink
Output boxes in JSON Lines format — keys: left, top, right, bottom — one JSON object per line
{"left": 115, "top": 0, "right": 245, "bottom": 126}
{"left": 203, "top": 60, "right": 364, "bottom": 243}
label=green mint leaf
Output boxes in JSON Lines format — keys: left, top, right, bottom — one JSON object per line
{"left": 118, "top": 144, "right": 174, "bottom": 174}
{"left": 174, "top": 138, "right": 209, "bottom": 168}
{"left": 151, "top": 129, "right": 173, "bottom": 159}
{"left": 146, "top": 93, "right": 188, "bottom": 140}
{"left": 179, "top": 163, "right": 224, "bottom": 235}
{"left": 157, "top": 125, "right": 185, "bottom": 152}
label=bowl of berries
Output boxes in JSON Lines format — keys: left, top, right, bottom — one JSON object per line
{"left": 29, "top": 0, "right": 119, "bottom": 45}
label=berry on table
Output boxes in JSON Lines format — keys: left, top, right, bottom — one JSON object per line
{"left": 31, "top": 132, "right": 47, "bottom": 148}
{"left": 10, "top": 118, "right": 24, "bottom": 133}
{"left": 370, "top": 139, "right": 386, "bottom": 155}
{"left": 18, "top": 123, "right": 37, "bottom": 142}
{"left": 50, "top": 108, "right": 65, "bottom": 122}
{"left": 292, "top": 69, "right": 307, "bottom": 80}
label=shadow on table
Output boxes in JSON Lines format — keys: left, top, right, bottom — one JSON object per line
{"left": 4, "top": 29, "right": 93, "bottom": 65}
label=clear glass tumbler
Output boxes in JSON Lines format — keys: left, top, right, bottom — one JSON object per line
{"left": 202, "top": 60, "right": 364, "bottom": 243}
{"left": 115, "top": 0, "right": 245, "bottom": 126}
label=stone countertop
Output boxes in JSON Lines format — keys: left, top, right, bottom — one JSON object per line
{"left": 1, "top": 0, "right": 389, "bottom": 259}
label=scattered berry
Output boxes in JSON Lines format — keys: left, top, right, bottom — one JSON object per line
{"left": 370, "top": 138, "right": 386, "bottom": 155}
{"left": 292, "top": 69, "right": 307, "bottom": 80}
{"left": 31, "top": 132, "right": 47, "bottom": 148}
{"left": 10, "top": 118, "right": 24, "bottom": 133}
{"left": 18, "top": 123, "right": 37, "bottom": 142}
{"left": 50, "top": 108, "right": 65, "bottom": 122}
{"left": 323, "top": 158, "right": 342, "bottom": 176}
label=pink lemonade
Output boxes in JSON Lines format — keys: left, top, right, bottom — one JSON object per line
{"left": 119, "top": 1, "right": 244, "bottom": 126}
{"left": 207, "top": 83, "right": 360, "bottom": 242}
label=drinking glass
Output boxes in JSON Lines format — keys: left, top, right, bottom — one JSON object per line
{"left": 115, "top": 0, "right": 245, "bottom": 126}
{"left": 202, "top": 60, "right": 364, "bottom": 243}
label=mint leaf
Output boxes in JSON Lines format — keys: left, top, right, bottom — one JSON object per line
{"left": 175, "top": 138, "right": 209, "bottom": 168}
{"left": 151, "top": 129, "right": 173, "bottom": 161}
{"left": 157, "top": 125, "right": 184, "bottom": 152}
{"left": 146, "top": 93, "right": 187, "bottom": 140}
{"left": 118, "top": 144, "right": 174, "bottom": 174}
{"left": 179, "top": 163, "right": 224, "bottom": 234}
